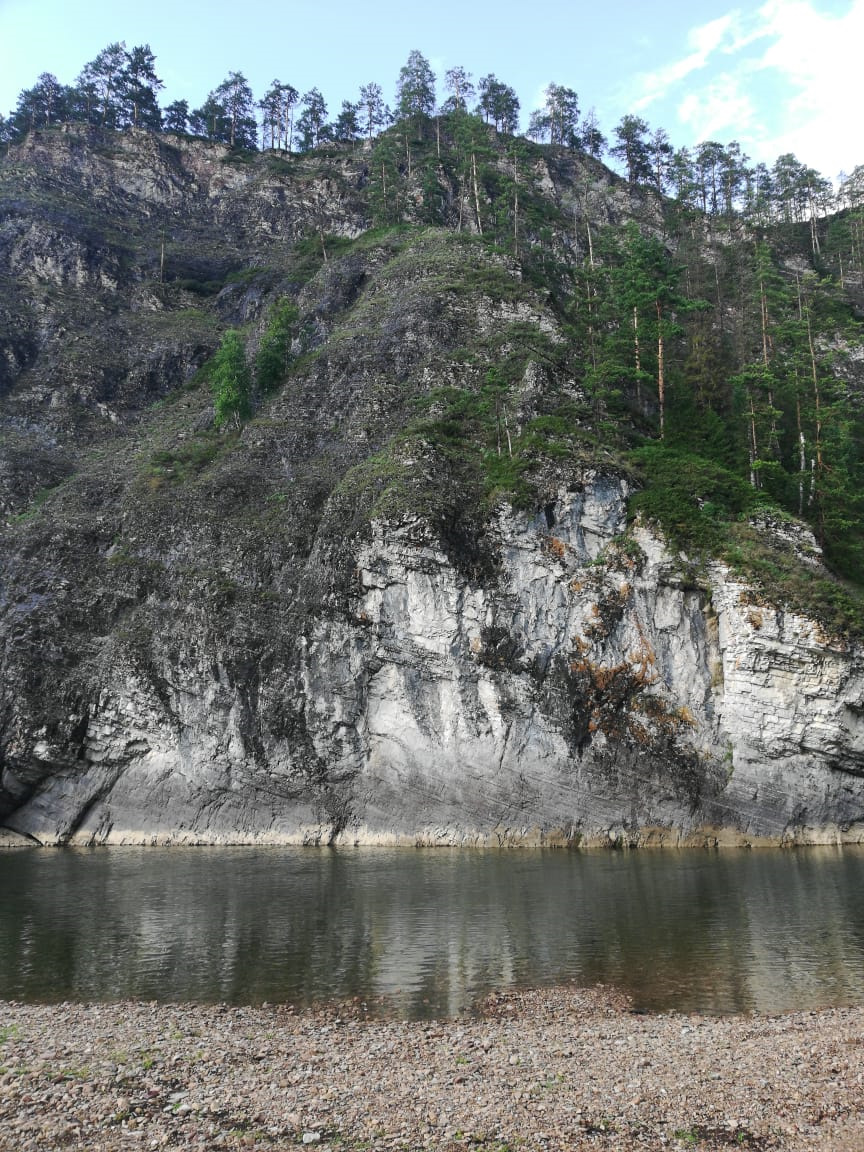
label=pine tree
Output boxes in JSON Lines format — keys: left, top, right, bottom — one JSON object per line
{"left": 442, "top": 67, "right": 475, "bottom": 114}
{"left": 296, "top": 89, "right": 328, "bottom": 151}
{"left": 259, "top": 81, "right": 298, "bottom": 151}
{"left": 395, "top": 50, "right": 435, "bottom": 136}
{"left": 333, "top": 101, "right": 360, "bottom": 144}
{"left": 120, "top": 45, "right": 162, "bottom": 129}
{"left": 10, "top": 73, "right": 68, "bottom": 135}
{"left": 476, "top": 75, "right": 519, "bottom": 134}
{"left": 76, "top": 42, "right": 128, "bottom": 128}
{"left": 611, "top": 115, "right": 652, "bottom": 184}
{"left": 358, "top": 82, "right": 388, "bottom": 140}
{"left": 580, "top": 107, "right": 606, "bottom": 158}
{"left": 163, "top": 100, "right": 189, "bottom": 135}
{"left": 189, "top": 94, "right": 227, "bottom": 142}
{"left": 214, "top": 72, "right": 257, "bottom": 149}
{"left": 528, "top": 84, "right": 579, "bottom": 147}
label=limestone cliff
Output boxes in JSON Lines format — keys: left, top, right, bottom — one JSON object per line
{"left": 1, "top": 124, "right": 863, "bottom": 846}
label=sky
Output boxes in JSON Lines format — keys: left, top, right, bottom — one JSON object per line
{"left": 0, "top": 0, "right": 861, "bottom": 181}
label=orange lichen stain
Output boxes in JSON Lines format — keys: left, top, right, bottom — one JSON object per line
{"left": 543, "top": 535, "right": 567, "bottom": 560}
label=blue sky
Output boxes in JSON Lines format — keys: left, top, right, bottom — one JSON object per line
{"left": 1, "top": 0, "right": 860, "bottom": 180}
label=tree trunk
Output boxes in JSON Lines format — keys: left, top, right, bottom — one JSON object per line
{"left": 503, "top": 403, "right": 513, "bottom": 458}
{"left": 633, "top": 306, "right": 642, "bottom": 407}
{"left": 748, "top": 391, "right": 759, "bottom": 488}
{"left": 806, "top": 307, "right": 823, "bottom": 475}
{"left": 759, "top": 275, "right": 770, "bottom": 366}
{"left": 655, "top": 300, "right": 665, "bottom": 439}
{"left": 796, "top": 391, "right": 806, "bottom": 517}
{"left": 472, "top": 152, "right": 483, "bottom": 236}
{"left": 513, "top": 155, "right": 519, "bottom": 256}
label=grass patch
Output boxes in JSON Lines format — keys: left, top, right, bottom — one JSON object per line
{"left": 628, "top": 444, "right": 864, "bottom": 637}
{"left": 628, "top": 445, "right": 757, "bottom": 554}
{"left": 220, "top": 147, "right": 257, "bottom": 166}
{"left": 145, "top": 431, "right": 228, "bottom": 486}
{"left": 412, "top": 387, "right": 602, "bottom": 508}
{"left": 12, "top": 484, "right": 63, "bottom": 523}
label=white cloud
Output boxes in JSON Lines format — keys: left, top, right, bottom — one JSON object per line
{"left": 689, "top": 13, "right": 738, "bottom": 57}
{"left": 677, "top": 74, "right": 756, "bottom": 142}
{"left": 631, "top": 11, "right": 744, "bottom": 111}
{"left": 628, "top": 0, "right": 864, "bottom": 179}
{"left": 746, "top": 0, "right": 864, "bottom": 176}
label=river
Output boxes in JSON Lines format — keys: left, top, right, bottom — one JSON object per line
{"left": 1, "top": 845, "right": 863, "bottom": 1018}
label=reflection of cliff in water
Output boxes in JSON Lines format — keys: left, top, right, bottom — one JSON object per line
{"left": 1, "top": 847, "right": 864, "bottom": 1017}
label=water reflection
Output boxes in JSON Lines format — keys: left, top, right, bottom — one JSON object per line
{"left": 1, "top": 847, "right": 863, "bottom": 1018}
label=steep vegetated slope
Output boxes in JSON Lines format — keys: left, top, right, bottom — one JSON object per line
{"left": 2, "top": 119, "right": 864, "bottom": 846}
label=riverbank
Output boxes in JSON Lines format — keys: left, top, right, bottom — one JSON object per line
{"left": 1, "top": 988, "right": 862, "bottom": 1151}
{"left": 4, "top": 823, "right": 864, "bottom": 848}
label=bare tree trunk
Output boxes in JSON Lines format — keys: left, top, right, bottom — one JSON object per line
{"left": 655, "top": 300, "right": 665, "bottom": 439}
{"left": 796, "top": 390, "right": 806, "bottom": 517}
{"left": 806, "top": 306, "right": 823, "bottom": 475}
{"left": 472, "top": 152, "right": 483, "bottom": 236}
{"left": 585, "top": 202, "right": 597, "bottom": 372}
{"left": 768, "top": 388, "right": 780, "bottom": 458}
{"left": 759, "top": 275, "right": 770, "bottom": 366}
{"left": 503, "top": 403, "right": 513, "bottom": 458}
{"left": 513, "top": 154, "right": 519, "bottom": 257}
{"left": 633, "top": 306, "right": 642, "bottom": 407}
{"left": 748, "top": 391, "right": 759, "bottom": 488}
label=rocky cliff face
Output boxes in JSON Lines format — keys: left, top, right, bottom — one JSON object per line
{"left": 1, "top": 125, "right": 863, "bottom": 846}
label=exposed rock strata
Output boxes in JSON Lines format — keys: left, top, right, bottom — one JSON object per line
{"left": 1, "top": 127, "right": 863, "bottom": 846}
{"left": 3, "top": 479, "right": 863, "bottom": 848}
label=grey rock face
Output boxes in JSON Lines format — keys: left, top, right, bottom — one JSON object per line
{"left": 3, "top": 476, "right": 863, "bottom": 847}
{"left": 1, "top": 128, "right": 863, "bottom": 846}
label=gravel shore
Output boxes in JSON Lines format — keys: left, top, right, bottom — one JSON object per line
{"left": 1, "top": 987, "right": 862, "bottom": 1151}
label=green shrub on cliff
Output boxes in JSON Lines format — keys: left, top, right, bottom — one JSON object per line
{"left": 211, "top": 330, "right": 251, "bottom": 429}
{"left": 254, "top": 299, "right": 299, "bottom": 395}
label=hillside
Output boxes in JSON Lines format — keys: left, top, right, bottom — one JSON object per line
{"left": 2, "top": 120, "right": 864, "bottom": 847}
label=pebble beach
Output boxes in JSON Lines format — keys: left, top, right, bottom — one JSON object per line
{"left": 1, "top": 986, "right": 863, "bottom": 1151}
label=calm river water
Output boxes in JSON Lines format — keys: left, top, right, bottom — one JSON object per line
{"left": 1, "top": 846, "right": 863, "bottom": 1018}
